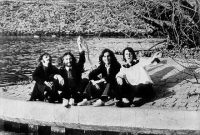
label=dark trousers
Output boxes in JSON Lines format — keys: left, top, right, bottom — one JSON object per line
{"left": 30, "top": 81, "right": 59, "bottom": 102}
{"left": 83, "top": 81, "right": 115, "bottom": 101}
{"left": 116, "top": 79, "right": 155, "bottom": 101}
{"left": 59, "top": 78, "right": 89, "bottom": 102}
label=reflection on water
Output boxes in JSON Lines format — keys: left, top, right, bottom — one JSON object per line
{"left": 0, "top": 36, "right": 94, "bottom": 86}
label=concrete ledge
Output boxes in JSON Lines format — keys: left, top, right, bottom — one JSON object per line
{"left": 0, "top": 97, "right": 200, "bottom": 134}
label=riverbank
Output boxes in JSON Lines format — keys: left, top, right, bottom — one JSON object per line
{"left": 1, "top": 57, "right": 200, "bottom": 135}
{"left": 1, "top": 57, "right": 200, "bottom": 111}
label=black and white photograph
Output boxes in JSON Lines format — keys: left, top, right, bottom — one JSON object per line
{"left": 0, "top": 0, "right": 200, "bottom": 134}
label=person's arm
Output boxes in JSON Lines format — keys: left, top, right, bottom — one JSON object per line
{"left": 88, "top": 66, "right": 102, "bottom": 80}
{"left": 89, "top": 66, "right": 106, "bottom": 89}
{"left": 139, "top": 52, "right": 162, "bottom": 67}
{"left": 50, "top": 66, "right": 64, "bottom": 86}
{"left": 107, "top": 63, "right": 121, "bottom": 82}
{"left": 32, "top": 66, "right": 45, "bottom": 85}
{"left": 89, "top": 66, "right": 106, "bottom": 84}
{"left": 76, "top": 36, "right": 86, "bottom": 70}
{"left": 77, "top": 36, "right": 84, "bottom": 53}
{"left": 116, "top": 66, "right": 125, "bottom": 79}
{"left": 49, "top": 66, "right": 60, "bottom": 80}
{"left": 78, "top": 51, "right": 86, "bottom": 67}
{"left": 115, "top": 66, "right": 125, "bottom": 85}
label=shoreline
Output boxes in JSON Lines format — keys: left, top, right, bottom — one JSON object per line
{"left": 1, "top": 58, "right": 200, "bottom": 111}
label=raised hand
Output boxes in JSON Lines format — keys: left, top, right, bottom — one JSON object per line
{"left": 152, "top": 52, "right": 162, "bottom": 59}
{"left": 77, "top": 36, "right": 93, "bottom": 68}
{"left": 77, "top": 36, "right": 84, "bottom": 52}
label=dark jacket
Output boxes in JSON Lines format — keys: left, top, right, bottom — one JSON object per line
{"left": 89, "top": 62, "right": 121, "bottom": 85}
{"left": 59, "top": 51, "right": 85, "bottom": 91}
{"left": 33, "top": 64, "right": 59, "bottom": 85}
{"left": 30, "top": 64, "right": 59, "bottom": 100}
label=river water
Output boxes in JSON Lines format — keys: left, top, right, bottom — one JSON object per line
{"left": 0, "top": 36, "right": 163, "bottom": 86}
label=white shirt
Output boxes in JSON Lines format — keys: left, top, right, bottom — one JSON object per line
{"left": 116, "top": 58, "right": 153, "bottom": 85}
{"left": 65, "top": 66, "right": 72, "bottom": 72}
{"left": 105, "top": 64, "right": 110, "bottom": 75}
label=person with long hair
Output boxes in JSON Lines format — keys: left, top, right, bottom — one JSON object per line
{"left": 58, "top": 37, "right": 88, "bottom": 107}
{"left": 115, "top": 47, "right": 161, "bottom": 107}
{"left": 77, "top": 49, "right": 121, "bottom": 106}
{"left": 29, "top": 53, "right": 64, "bottom": 103}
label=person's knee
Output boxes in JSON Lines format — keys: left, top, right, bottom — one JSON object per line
{"left": 82, "top": 78, "right": 89, "bottom": 84}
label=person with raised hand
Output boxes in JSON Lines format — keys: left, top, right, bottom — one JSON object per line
{"left": 115, "top": 47, "right": 162, "bottom": 107}
{"left": 58, "top": 36, "right": 88, "bottom": 107}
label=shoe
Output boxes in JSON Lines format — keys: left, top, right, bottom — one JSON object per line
{"left": 57, "top": 98, "right": 62, "bottom": 103}
{"left": 69, "top": 98, "right": 75, "bottom": 106}
{"left": 89, "top": 98, "right": 98, "bottom": 103}
{"left": 62, "top": 98, "right": 69, "bottom": 107}
{"left": 116, "top": 101, "right": 131, "bottom": 107}
{"left": 122, "top": 98, "right": 130, "bottom": 103}
{"left": 48, "top": 99, "right": 55, "bottom": 103}
{"left": 93, "top": 99, "right": 104, "bottom": 107}
{"left": 77, "top": 99, "right": 91, "bottom": 106}
{"left": 105, "top": 98, "right": 119, "bottom": 106}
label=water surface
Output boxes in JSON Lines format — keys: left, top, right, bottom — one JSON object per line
{"left": 0, "top": 36, "right": 162, "bottom": 86}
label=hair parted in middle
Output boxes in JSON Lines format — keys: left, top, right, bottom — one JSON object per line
{"left": 98, "top": 48, "right": 119, "bottom": 66}
{"left": 59, "top": 51, "right": 77, "bottom": 67}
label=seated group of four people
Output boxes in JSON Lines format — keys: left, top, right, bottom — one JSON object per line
{"left": 29, "top": 37, "right": 161, "bottom": 107}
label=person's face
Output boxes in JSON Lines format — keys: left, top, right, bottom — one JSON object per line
{"left": 41, "top": 55, "right": 50, "bottom": 67}
{"left": 63, "top": 54, "right": 73, "bottom": 67}
{"left": 102, "top": 52, "right": 111, "bottom": 65}
{"left": 124, "top": 50, "right": 133, "bottom": 63}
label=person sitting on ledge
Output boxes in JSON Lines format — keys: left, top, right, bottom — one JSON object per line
{"left": 115, "top": 47, "right": 161, "bottom": 107}
{"left": 78, "top": 49, "right": 121, "bottom": 107}
{"left": 29, "top": 53, "right": 64, "bottom": 103}
{"left": 58, "top": 36, "right": 88, "bottom": 107}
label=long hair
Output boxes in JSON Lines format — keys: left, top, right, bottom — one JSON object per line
{"left": 38, "top": 52, "right": 52, "bottom": 66}
{"left": 122, "top": 47, "right": 137, "bottom": 62}
{"left": 99, "top": 48, "right": 119, "bottom": 66}
{"left": 59, "top": 51, "right": 76, "bottom": 67}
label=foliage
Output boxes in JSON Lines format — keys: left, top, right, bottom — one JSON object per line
{"left": 0, "top": 0, "right": 152, "bottom": 37}
{"left": 0, "top": 0, "right": 199, "bottom": 46}
{"left": 134, "top": 0, "right": 200, "bottom": 48}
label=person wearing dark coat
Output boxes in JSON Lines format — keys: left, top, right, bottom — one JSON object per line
{"left": 77, "top": 49, "right": 121, "bottom": 106}
{"left": 59, "top": 36, "right": 88, "bottom": 107}
{"left": 29, "top": 53, "right": 64, "bottom": 103}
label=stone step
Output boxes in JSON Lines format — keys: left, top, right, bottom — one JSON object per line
{"left": 0, "top": 97, "right": 200, "bottom": 134}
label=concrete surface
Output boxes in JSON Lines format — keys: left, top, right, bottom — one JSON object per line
{"left": 0, "top": 97, "right": 200, "bottom": 134}
{"left": 1, "top": 58, "right": 200, "bottom": 111}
